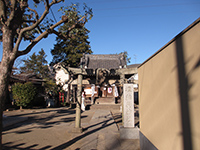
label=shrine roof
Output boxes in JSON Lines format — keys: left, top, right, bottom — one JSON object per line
{"left": 80, "top": 54, "right": 127, "bottom": 69}
{"left": 127, "top": 64, "right": 141, "bottom": 69}
{"left": 10, "top": 73, "right": 44, "bottom": 84}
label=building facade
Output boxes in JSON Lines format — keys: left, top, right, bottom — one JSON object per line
{"left": 70, "top": 53, "right": 139, "bottom": 104}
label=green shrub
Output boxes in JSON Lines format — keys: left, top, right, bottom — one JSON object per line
{"left": 12, "top": 82, "right": 37, "bottom": 109}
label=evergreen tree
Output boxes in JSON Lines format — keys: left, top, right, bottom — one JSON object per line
{"left": 51, "top": 5, "right": 93, "bottom": 67}
{"left": 20, "top": 49, "right": 59, "bottom": 96}
{"left": 20, "top": 49, "right": 50, "bottom": 79}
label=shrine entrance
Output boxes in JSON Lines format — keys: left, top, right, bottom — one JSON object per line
{"left": 99, "top": 86, "right": 113, "bottom": 98}
{"left": 72, "top": 84, "right": 119, "bottom": 105}
{"left": 68, "top": 53, "right": 138, "bottom": 105}
{"left": 94, "top": 85, "right": 118, "bottom": 104}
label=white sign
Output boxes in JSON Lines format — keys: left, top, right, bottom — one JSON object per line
{"left": 84, "top": 88, "right": 97, "bottom": 95}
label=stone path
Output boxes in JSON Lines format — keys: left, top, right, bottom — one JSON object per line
{"left": 3, "top": 107, "right": 140, "bottom": 150}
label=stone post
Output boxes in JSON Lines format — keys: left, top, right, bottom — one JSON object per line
{"left": 120, "top": 83, "right": 139, "bottom": 139}
{"left": 73, "top": 74, "right": 83, "bottom": 133}
{"left": 123, "top": 84, "right": 134, "bottom": 128}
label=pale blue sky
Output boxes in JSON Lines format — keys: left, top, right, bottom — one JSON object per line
{"left": 0, "top": 0, "right": 200, "bottom": 65}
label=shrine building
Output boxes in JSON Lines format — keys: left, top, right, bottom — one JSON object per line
{"left": 69, "top": 53, "right": 139, "bottom": 105}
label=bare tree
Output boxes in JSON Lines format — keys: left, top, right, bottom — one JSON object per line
{"left": 0, "top": 0, "right": 92, "bottom": 148}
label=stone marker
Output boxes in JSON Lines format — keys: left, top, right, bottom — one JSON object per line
{"left": 120, "top": 83, "right": 139, "bottom": 139}
{"left": 123, "top": 84, "right": 134, "bottom": 127}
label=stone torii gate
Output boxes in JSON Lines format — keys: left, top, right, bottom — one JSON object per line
{"left": 65, "top": 66, "right": 137, "bottom": 133}
{"left": 66, "top": 67, "right": 87, "bottom": 133}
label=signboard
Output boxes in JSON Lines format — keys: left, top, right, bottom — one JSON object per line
{"left": 84, "top": 87, "right": 97, "bottom": 97}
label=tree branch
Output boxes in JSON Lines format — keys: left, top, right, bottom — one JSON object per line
{"left": 0, "top": 0, "right": 6, "bottom": 25}
{"left": 51, "top": 16, "right": 86, "bottom": 40}
{"left": 20, "top": 4, "right": 49, "bottom": 33}
{"left": 17, "top": 18, "right": 68, "bottom": 57}
{"left": 23, "top": 19, "right": 36, "bottom": 23}
{"left": 13, "top": 0, "right": 62, "bottom": 55}
{"left": 6, "top": 0, "right": 17, "bottom": 26}
{"left": 27, "top": 7, "right": 39, "bottom": 20}
{"left": 45, "top": 0, "right": 49, "bottom": 10}
{"left": 51, "top": 29, "right": 69, "bottom": 40}
{"left": 17, "top": 15, "right": 86, "bottom": 57}
{"left": 69, "top": 16, "right": 86, "bottom": 31}
{"left": 16, "top": 0, "right": 64, "bottom": 39}
{"left": 49, "top": 0, "right": 63, "bottom": 7}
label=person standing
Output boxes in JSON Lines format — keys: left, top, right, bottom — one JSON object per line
{"left": 81, "top": 91, "right": 85, "bottom": 111}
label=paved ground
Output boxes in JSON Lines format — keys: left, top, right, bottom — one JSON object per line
{"left": 2, "top": 107, "right": 140, "bottom": 150}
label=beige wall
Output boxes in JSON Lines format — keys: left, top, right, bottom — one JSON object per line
{"left": 138, "top": 18, "right": 200, "bottom": 150}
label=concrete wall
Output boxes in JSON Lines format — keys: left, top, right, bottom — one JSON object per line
{"left": 138, "top": 18, "right": 200, "bottom": 150}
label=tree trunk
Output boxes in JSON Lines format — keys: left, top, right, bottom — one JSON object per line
{"left": 0, "top": 27, "right": 16, "bottom": 150}
{"left": 0, "top": 72, "right": 9, "bottom": 149}
{"left": 0, "top": 64, "right": 11, "bottom": 150}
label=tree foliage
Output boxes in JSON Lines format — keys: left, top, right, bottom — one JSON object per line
{"left": 12, "top": 82, "right": 37, "bottom": 109}
{"left": 19, "top": 49, "right": 59, "bottom": 95}
{"left": 119, "top": 51, "right": 131, "bottom": 64}
{"left": 20, "top": 49, "right": 50, "bottom": 79}
{"left": 51, "top": 4, "right": 93, "bottom": 67}
{"left": 44, "top": 79, "right": 59, "bottom": 94}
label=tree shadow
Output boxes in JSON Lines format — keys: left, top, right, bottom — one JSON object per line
{"left": 4, "top": 108, "right": 76, "bottom": 118}
{"left": 3, "top": 108, "right": 86, "bottom": 135}
{"left": 3, "top": 108, "right": 124, "bottom": 150}
{"left": 3, "top": 141, "right": 52, "bottom": 150}
{"left": 175, "top": 36, "right": 193, "bottom": 150}
{"left": 3, "top": 117, "right": 116, "bottom": 150}
{"left": 51, "top": 117, "right": 115, "bottom": 150}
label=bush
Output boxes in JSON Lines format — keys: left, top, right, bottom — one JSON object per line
{"left": 12, "top": 82, "right": 37, "bottom": 109}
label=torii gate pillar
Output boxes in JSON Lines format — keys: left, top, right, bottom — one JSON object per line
{"left": 73, "top": 74, "right": 83, "bottom": 133}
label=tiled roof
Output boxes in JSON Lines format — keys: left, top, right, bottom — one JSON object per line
{"left": 127, "top": 64, "right": 141, "bottom": 69}
{"left": 81, "top": 54, "right": 127, "bottom": 69}
{"left": 10, "top": 73, "right": 44, "bottom": 84}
